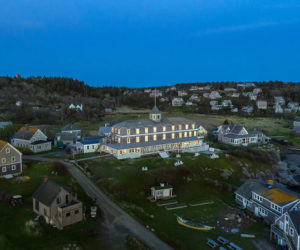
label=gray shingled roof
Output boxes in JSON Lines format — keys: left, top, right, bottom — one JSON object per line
{"left": 33, "top": 180, "right": 71, "bottom": 206}
{"left": 113, "top": 117, "right": 192, "bottom": 129}
{"left": 288, "top": 211, "right": 300, "bottom": 234}
{"left": 235, "top": 179, "right": 266, "bottom": 200}
{"left": 13, "top": 129, "right": 36, "bottom": 140}
{"left": 222, "top": 124, "right": 244, "bottom": 134}
{"left": 151, "top": 105, "right": 161, "bottom": 114}
{"left": 56, "top": 132, "right": 79, "bottom": 141}
{"left": 61, "top": 124, "right": 80, "bottom": 132}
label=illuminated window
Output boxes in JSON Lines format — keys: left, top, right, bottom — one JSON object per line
{"left": 1, "top": 158, "right": 6, "bottom": 164}
{"left": 194, "top": 131, "right": 197, "bottom": 136}
{"left": 118, "top": 129, "right": 121, "bottom": 134}
{"left": 172, "top": 125, "right": 175, "bottom": 131}
{"left": 189, "top": 131, "right": 192, "bottom": 137}
{"left": 145, "top": 127, "right": 148, "bottom": 133}
{"left": 127, "top": 137, "right": 130, "bottom": 144}
{"left": 127, "top": 129, "right": 130, "bottom": 135}
{"left": 136, "top": 128, "right": 140, "bottom": 135}
{"left": 184, "top": 142, "right": 190, "bottom": 146}
{"left": 153, "top": 127, "right": 157, "bottom": 133}
{"left": 179, "top": 125, "right": 182, "bottom": 130}
{"left": 184, "top": 132, "right": 187, "bottom": 137}
{"left": 179, "top": 133, "right": 182, "bottom": 138}
{"left": 163, "top": 134, "right": 166, "bottom": 140}
{"left": 194, "top": 140, "right": 199, "bottom": 145}
{"left": 185, "top": 124, "right": 189, "bottom": 129}
{"left": 118, "top": 137, "right": 121, "bottom": 143}
{"left": 120, "top": 150, "right": 126, "bottom": 155}
{"left": 135, "top": 148, "right": 140, "bottom": 153}
{"left": 192, "top": 124, "right": 195, "bottom": 129}
{"left": 172, "top": 133, "right": 175, "bottom": 139}
{"left": 163, "top": 126, "right": 166, "bottom": 132}
{"left": 136, "top": 137, "right": 140, "bottom": 143}
{"left": 106, "top": 146, "right": 110, "bottom": 151}
{"left": 145, "top": 135, "right": 148, "bottom": 142}
{"left": 153, "top": 135, "right": 157, "bottom": 141}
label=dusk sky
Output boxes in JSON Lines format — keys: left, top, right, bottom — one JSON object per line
{"left": 0, "top": 0, "right": 299, "bottom": 87}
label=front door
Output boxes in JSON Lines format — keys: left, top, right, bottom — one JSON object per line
{"left": 255, "top": 206, "right": 259, "bottom": 216}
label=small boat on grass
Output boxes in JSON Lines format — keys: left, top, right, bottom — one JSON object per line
{"left": 177, "top": 216, "right": 215, "bottom": 231}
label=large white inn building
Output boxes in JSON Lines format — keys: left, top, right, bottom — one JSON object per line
{"left": 101, "top": 105, "right": 208, "bottom": 159}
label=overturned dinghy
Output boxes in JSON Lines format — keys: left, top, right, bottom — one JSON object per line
{"left": 177, "top": 216, "right": 215, "bottom": 231}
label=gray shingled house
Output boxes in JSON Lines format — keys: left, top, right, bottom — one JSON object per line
{"left": 0, "top": 140, "right": 22, "bottom": 177}
{"left": 271, "top": 211, "right": 300, "bottom": 249}
{"left": 54, "top": 124, "right": 81, "bottom": 148}
{"left": 217, "top": 124, "right": 269, "bottom": 146}
{"left": 33, "top": 179, "right": 83, "bottom": 229}
{"left": 235, "top": 179, "right": 300, "bottom": 225}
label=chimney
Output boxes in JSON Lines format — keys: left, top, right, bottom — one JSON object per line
{"left": 160, "top": 183, "right": 164, "bottom": 187}
{"left": 44, "top": 176, "right": 48, "bottom": 182}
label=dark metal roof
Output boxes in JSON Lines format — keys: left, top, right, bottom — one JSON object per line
{"left": 107, "top": 136, "right": 200, "bottom": 150}
{"left": 33, "top": 180, "right": 72, "bottom": 207}
{"left": 30, "top": 140, "right": 51, "bottom": 145}
{"left": 78, "top": 138, "right": 102, "bottom": 145}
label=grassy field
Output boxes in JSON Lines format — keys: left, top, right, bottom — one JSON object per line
{"left": 0, "top": 160, "right": 112, "bottom": 250}
{"left": 80, "top": 152, "right": 273, "bottom": 250}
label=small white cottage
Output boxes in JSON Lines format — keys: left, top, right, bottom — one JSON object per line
{"left": 150, "top": 183, "right": 174, "bottom": 201}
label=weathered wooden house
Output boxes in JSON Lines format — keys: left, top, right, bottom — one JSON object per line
{"left": 33, "top": 179, "right": 83, "bottom": 229}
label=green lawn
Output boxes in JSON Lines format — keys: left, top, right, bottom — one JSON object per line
{"left": 81, "top": 153, "right": 273, "bottom": 250}
{"left": 0, "top": 160, "right": 112, "bottom": 250}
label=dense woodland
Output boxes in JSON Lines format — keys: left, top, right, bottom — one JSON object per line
{"left": 0, "top": 76, "right": 299, "bottom": 124}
